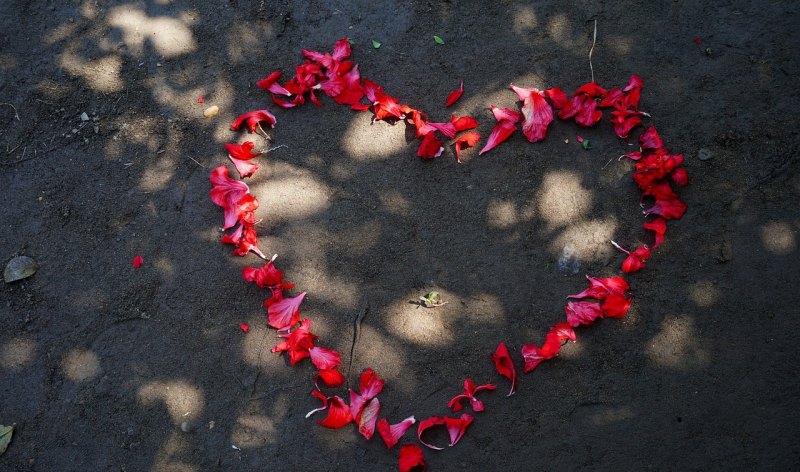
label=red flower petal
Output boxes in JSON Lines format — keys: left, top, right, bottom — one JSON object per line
{"left": 445, "top": 81, "right": 464, "bottom": 107}
{"left": 491, "top": 342, "right": 517, "bottom": 396}
{"left": 671, "top": 168, "right": 688, "bottom": 186}
{"left": 448, "top": 378, "right": 496, "bottom": 412}
{"left": 621, "top": 246, "right": 652, "bottom": 273}
{"left": 225, "top": 142, "right": 263, "bottom": 161}
{"left": 545, "top": 87, "right": 569, "bottom": 109}
{"left": 639, "top": 126, "right": 663, "bottom": 150}
{"left": 644, "top": 197, "right": 688, "bottom": 220}
{"left": 510, "top": 84, "right": 553, "bottom": 143}
{"left": 417, "top": 131, "right": 444, "bottom": 159}
{"left": 358, "top": 368, "right": 385, "bottom": 399}
{"left": 239, "top": 323, "right": 250, "bottom": 333}
{"left": 257, "top": 71, "right": 291, "bottom": 96}
{"left": 694, "top": 37, "right": 703, "bottom": 45}
{"left": 133, "top": 255, "right": 143, "bottom": 268}
{"left": 454, "top": 132, "right": 480, "bottom": 162}
{"left": 197, "top": 96, "right": 204, "bottom": 103}
{"left": 266, "top": 292, "right": 306, "bottom": 330}
{"left": 444, "top": 413, "right": 473, "bottom": 447}
{"left": 565, "top": 300, "right": 604, "bottom": 327}
{"left": 228, "top": 156, "right": 259, "bottom": 179}
{"left": 602, "top": 293, "right": 632, "bottom": 319}
{"left": 479, "top": 120, "right": 517, "bottom": 155}
{"left": 309, "top": 346, "right": 341, "bottom": 370}
{"left": 315, "top": 368, "right": 345, "bottom": 388}
{"left": 243, "top": 260, "right": 285, "bottom": 289}
{"left": 272, "top": 93, "right": 305, "bottom": 109}
{"left": 522, "top": 331, "right": 562, "bottom": 373}
{"left": 230, "top": 110, "right": 277, "bottom": 133}
{"left": 377, "top": 416, "right": 416, "bottom": 449}
{"left": 417, "top": 416, "right": 446, "bottom": 450}
{"left": 451, "top": 114, "right": 478, "bottom": 131}
{"left": 550, "top": 322, "right": 576, "bottom": 342}
{"left": 399, "top": 444, "right": 426, "bottom": 472}
{"left": 317, "top": 395, "right": 353, "bottom": 429}
{"left": 643, "top": 217, "right": 668, "bottom": 248}
{"left": 357, "top": 397, "right": 381, "bottom": 440}
{"left": 209, "top": 166, "right": 251, "bottom": 230}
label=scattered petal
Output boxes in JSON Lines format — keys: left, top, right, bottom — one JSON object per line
{"left": 454, "top": 132, "right": 480, "bottom": 162}
{"left": 197, "top": 96, "right": 204, "bottom": 103}
{"left": 317, "top": 395, "right": 353, "bottom": 429}
{"left": 315, "top": 369, "right": 346, "bottom": 389}
{"left": 448, "top": 378, "right": 496, "bottom": 412}
{"left": 266, "top": 292, "right": 306, "bottom": 330}
{"left": 132, "top": 255, "right": 143, "bottom": 269}
{"left": 491, "top": 342, "right": 517, "bottom": 396}
{"left": 377, "top": 416, "right": 416, "bottom": 449}
{"left": 358, "top": 397, "right": 381, "bottom": 440}
{"left": 239, "top": 323, "right": 250, "bottom": 333}
{"left": 446, "top": 81, "right": 464, "bottom": 107}
{"left": 309, "top": 346, "right": 342, "bottom": 370}
{"left": 417, "top": 416, "right": 446, "bottom": 450}
{"left": 399, "top": 444, "right": 426, "bottom": 472}
{"left": 444, "top": 414, "right": 473, "bottom": 446}
{"left": 417, "top": 131, "right": 444, "bottom": 159}
{"left": 230, "top": 110, "right": 277, "bottom": 133}
{"left": 565, "top": 300, "right": 604, "bottom": 327}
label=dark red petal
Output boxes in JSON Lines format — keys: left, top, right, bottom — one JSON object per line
{"left": 332, "top": 37, "right": 351, "bottom": 61}
{"left": 624, "top": 74, "right": 644, "bottom": 92}
{"left": 545, "top": 87, "right": 569, "bottom": 109}
{"left": 266, "top": 292, "right": 306, "bottom": 330}
{"left": 239, "top": 323, "right": 250, "bottom": 333}
{"left": 417, "top": 131, "right": 444, "bottom": 159}
{"left": 309, "top": 346, "right": 341, "bottom": 370}
{"left": 357, "top": 397, "right": 381, "bottom": 440}
{"left": 622, "top": 253, "right": 645, "bottom": 273}
{"left": 315, "top": 369, "right": 345, "bottom": 388}
{"left": 446, "top": 80, "right": 464, "bottom": 107}
{"left": 417, "top": 416, "right": 446, "bottom": 450}
{"left": 272, "top": 94, "right": 305, "bottom": 109}
{"left": 447, "top": 394, "right": 469, "bottom": 412}
{"left": 230, "top": 110, "right": 277, "bottom": 133}
{"left": 644, "top": 198, "right": 688, "bottom": 220}
{"left": 133, "top": 255, "right": 143, "bottom": 268}
{"left": 602, "top": 293, "right": 632, "bottom": 319}
{"left": 521, "top": 343, "right": 548, "bottom": 373}
{"left": 639, "top": 126, "right": 663, "bottom": 150}
{"left": 399, "top": 444, "right": 427, "bottom": 472}
{"left": 444, "top": 414, "right": 473, "bottom": 446}
{"left": 565, "top": 300, "right": 604, "bottom": 327}
{"left": 490, "top": 342, "right": 517, "bottom": 396}
{"left": 643, "top": 217, "right": 668, "bottom": 248}
{"left": 575, "top": 82, "right": 607, "bottom": 97}
{"left": 454, "top": 132, "right": 480, "bottom": 162}
{"left": 257, "top": 71, "right": 291, "bottom": 96}
{"left": 377, "top": 416, "right": 416, "bottom": 449}
{"left": 317, "top": 395, "right": 353, "bottom": 429}
{"left": 671, "top": 168, "right": 688, "bottom": 186}
{"left": 242, "top": 260, "right": 285, "bottom": 289}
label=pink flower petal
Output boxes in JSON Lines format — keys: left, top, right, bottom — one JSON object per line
{"left": 266, "top": 292, "right": 306, "bottom": 330}
{"left": 377, "top": 416, "right": 416, "bottom": 449}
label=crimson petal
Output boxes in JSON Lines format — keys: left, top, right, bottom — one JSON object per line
{"left": 377, "top": 416, "right": 415, "bottom": 449}
{"left": 417, "top": 416, "right": 446, "bottom": 450}
{"left": 444, "top": 414, "right": 473, "bottom": 447}
{"left": 317, "top": 395, "right": 353, "bottom": 429}
{"left": 230, "top": 110, "right": 277, "bottom": 133}
{"left": 445, "top": 80, "right": 464, "bottom": 107}
{"left": 267, "top": 292, "right": 306, "bottom": 330}
{"left": 399, "top": 444, "right": 427, "bottom": 472}
{"left": 309, "top": 346, "right": 341, "bottom": 370}
{"left": 315, "top": 368, "right": 345, "bottom": 388}
{"left": 491, "top": 342, "right": 517, "bottom": 396}
{"left": 454, "top": 132, "right": 480, "bottom": 162}
{"left": 565, "top": 300, "right": 604, "bottom": 327}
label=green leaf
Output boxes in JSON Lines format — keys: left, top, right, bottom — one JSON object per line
{"left": 0, "top": 424, "right": 13, "bottom": 456}
{"left": 581, "top": 139, "right": 591, "bottom": 150}
{"left": 433, "top": 35, "right": 445, "bottom": 45}
{"left": 704, "top": 47, "right": 713, "bottom": 56}
{"left": 348, "top": 39, "right": 354, "bottom": 45}
{"left": 372, "top": 40, "right": 382, "bottom": 49}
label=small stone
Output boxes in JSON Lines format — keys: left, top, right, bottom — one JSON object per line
{"left": 697, "top": 148, "right": 712, "bottom": 161}
{"left": 180, "top": 421, "right": 195, "bottom": 433}
{"left": 80, "top": 112, "right": 89, "bottom": 121}
{"left": 71, "top": 128, "right": 78, "bottom": 134}
{"left": 203, "top": 105, "right": 219, "bottom": 118}
{"left": 4, "top": 256, "right": 39, "bottom": 283}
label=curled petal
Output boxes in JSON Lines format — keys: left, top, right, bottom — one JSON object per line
{"left": 317, "top": 395, "right": 353, "bottom": 429}
{"left": 550, "top": 322, "right": 576, "bottom": 342}
{"left": 417, "top": 416, "right": 446, "bottom": 450}
{"left": 225, "top": 142, "right": 262, "bottom": 160}
{"left": 358, "top": 368, "right": 385, "bottom": 399}
{"left": 243, "top": 260, "right": 285, "bottom": 289}
{"left": 521, "top": 332, "right": 562, "bottom": 373}
{"left": 602, "top": 293, "right": 632, "bottom": 319}
{"left": 230, "top": 110, "right": 277, "bottom": 133}
{"left": 643, "top": 217, "right": 668, "bottom": 248}
{"left": 454, "top": 132, "right": 480, "bottom": 162}
{"left": 417, "top": 131, "right": 444, "bottom": 159}
{"left": 305, "top": 389, "right": 329, "bottom": 418}
{"left": 491, "top": 342, "right": 517, "bottom": 396}
{"left": 229, "top": 156, "right": 259, "bottom": 178}
{"left": 451, "top": 115, "right": 478, "bottom": 131}
{"left": 257, "top": 71, "right": 291, "bottom": 96}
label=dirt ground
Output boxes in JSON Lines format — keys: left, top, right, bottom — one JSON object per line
{"left": 1, "top": 1, "right": 799, "bottom": 470}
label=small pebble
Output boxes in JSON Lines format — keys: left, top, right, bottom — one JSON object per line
{"left": 180, "top": 421, "right": 195, "bottom": 433}
{"left": 80, "top": 112, "right": 89, "bottom": 121}
{"left": 203, "top": 105, "right": 219, "bottom": 118}
{"left": 697, "top": 148, "right": 712, "bottom": 161}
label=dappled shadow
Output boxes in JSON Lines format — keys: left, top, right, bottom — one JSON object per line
{"left": 1, "top": 0, "right": 800, "bottom": 471}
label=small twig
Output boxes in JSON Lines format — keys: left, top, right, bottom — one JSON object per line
{"left": 6, "top": 143, "right": 20, "bottom": 155}
{"left": 588, "top": 19, "right": 598, "bottom": 83}
{"left": 35, "top": 98, "right": 54, "bottom": 106}
{"left": 0, "top": 102, "right": 20, "bottom": 121}
{"left": 187, "top": 155, "right": 205, "bottom": 168}
{"left": 256, "top": 123, "right": 272, "bottom": 141}
{"left": 249, "top": 383, "right": 301, "bottom": 402}
{"left": 265, "top": 144, "right": 288, "bottom": 153}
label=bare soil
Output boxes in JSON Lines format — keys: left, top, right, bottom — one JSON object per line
{"left": 1, "top": 1, "right": 799, "bottom": 470}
